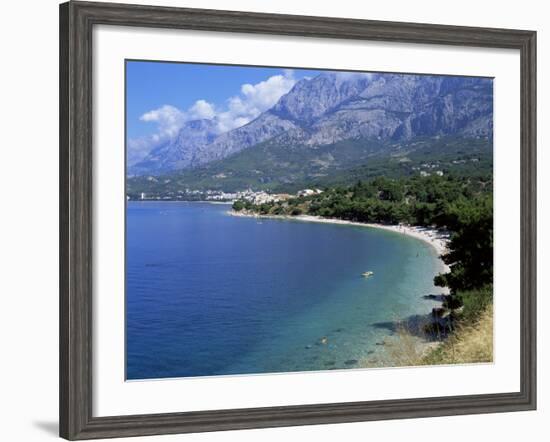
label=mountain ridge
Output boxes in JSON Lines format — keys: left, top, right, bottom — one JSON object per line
{"left": 128, "top": 72, "right": 493, "bottom": 177}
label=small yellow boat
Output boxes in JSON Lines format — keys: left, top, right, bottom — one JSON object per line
{"left": 362, "top": 271, "right": 374, "bottom": 278}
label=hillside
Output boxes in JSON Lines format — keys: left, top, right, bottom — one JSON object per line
{"left": 127, "top": 135, "right": 492, "bottom": 197}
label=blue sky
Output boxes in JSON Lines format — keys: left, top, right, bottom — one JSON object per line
{"left": 126, "top": 61, "right": 324, "bottom": 164}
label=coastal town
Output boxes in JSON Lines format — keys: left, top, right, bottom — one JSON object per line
{"left": 129, "top": 188, "right": 324, "bottom": 204}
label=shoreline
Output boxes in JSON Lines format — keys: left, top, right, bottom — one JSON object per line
{"left": 230, "top": 211, "right": 450, "bottom": 273}
{"left": 229, "top": 209, "right": 452, "bottom": 366}
{"left": 132, "top": 199, "right": 233, "bottom": 205}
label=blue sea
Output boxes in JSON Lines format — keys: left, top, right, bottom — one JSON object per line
{"left": 126, "top": 201, "right": 442, "bottom": 380}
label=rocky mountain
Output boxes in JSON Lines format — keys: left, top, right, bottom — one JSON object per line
{"left": 129, "top": 118, "right": 219, "bottom": 176}
{"left": 190, "top": 111, "right": 299, "bottom": 166}
{"left": 129, "top": 72, "right": 492, "bottom": 176}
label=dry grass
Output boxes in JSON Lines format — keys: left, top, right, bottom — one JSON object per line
{"left": 383, "top": 326, "right": 438, "bottom": 368}
{"left": 422, "top": 304, "right": 493, "bottom": 365}
{"left": 371, "top": 304, "right": 493, "bottom": 368}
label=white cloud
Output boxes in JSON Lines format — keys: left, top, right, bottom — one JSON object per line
{"left": 140, "top": 104, "right": 186, "bottom": 139}
{"left": 129, "top": 69, "right": 297, "bottom": 161}
{"left": 333, "top": 71, "right": 374, "bottom": 81}
{"left": 189, "top": 99, "right": 216, "bottom": 120}
{"left": 127, "top": 136, "right": 159, "bottom": 166}
{"left": 216, "top": 71, "right": 296, "bottom": 132}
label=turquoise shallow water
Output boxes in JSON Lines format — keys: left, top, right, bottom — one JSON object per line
{"left": 126, "top": 201, "right": 442, "bottom": 380}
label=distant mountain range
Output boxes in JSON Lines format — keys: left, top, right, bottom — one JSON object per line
{"left": 127, "top": 72, "right": 494, "bottom": 199}
{"left": 128, "top": 72, "right": 493, "bottom": 178}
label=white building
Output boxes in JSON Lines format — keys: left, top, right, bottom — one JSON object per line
{"left": 297, "top": 189, "right": 323, "bottom": 197}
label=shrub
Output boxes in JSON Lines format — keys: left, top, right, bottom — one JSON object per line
{"left": 232, "top": 200, "right": 245, "bottom": 211}
{"left": 456, "top": 285, "right": 493, "bottom": 323}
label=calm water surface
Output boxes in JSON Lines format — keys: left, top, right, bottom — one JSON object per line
{"left": 126, "top": 201, "right": 441, "bottom": 379}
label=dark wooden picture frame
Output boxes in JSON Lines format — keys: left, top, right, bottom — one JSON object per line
{"left": 59, "top": 1, "right": 536, "bottom": 439}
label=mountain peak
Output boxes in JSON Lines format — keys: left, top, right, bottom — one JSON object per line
{"left": 129, "top": 73, "right": 492, "bottom": 177}
{"left": 128, "top": 118, "right": 219, "bottom": 176}
{"left": 271, "top": 72, "right": 372, "bottom": 124}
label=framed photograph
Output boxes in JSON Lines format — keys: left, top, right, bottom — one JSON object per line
{"left": 59, "top": 1, "right": 536, "bottom": 439}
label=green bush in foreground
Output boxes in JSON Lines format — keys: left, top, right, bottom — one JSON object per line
{"left": 456, "top": 285, "right": 493, "bottom": 324}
